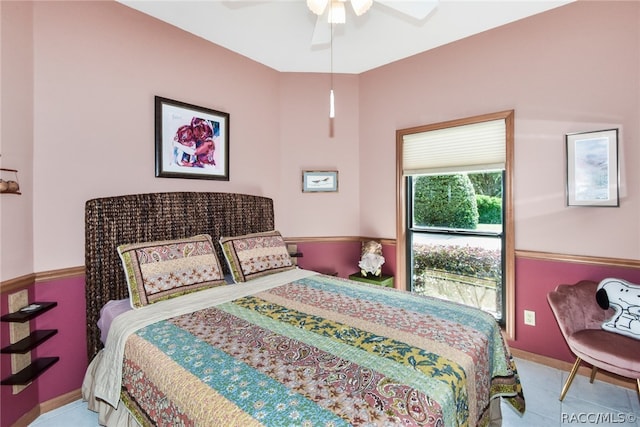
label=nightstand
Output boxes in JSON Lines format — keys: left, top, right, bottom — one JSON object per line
{"left": 348, "top": 272, "right": 394, "bottom": 287}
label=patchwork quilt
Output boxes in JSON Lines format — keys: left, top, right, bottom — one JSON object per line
{"left": 91, "top": 271, "right": 525, "bottom": 426}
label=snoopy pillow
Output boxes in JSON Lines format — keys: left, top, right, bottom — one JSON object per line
{"left": 595, "top": 278, "right": 640, "bottom": 340}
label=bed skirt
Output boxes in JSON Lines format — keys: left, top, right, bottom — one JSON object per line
{"left": 82, "top": 351, "right": 140, "bottom": 427}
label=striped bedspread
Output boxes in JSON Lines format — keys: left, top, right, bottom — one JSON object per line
{"left": 103, "top": 272, "right": 524, "bottom": 426}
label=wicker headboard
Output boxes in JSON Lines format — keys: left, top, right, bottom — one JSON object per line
{"left": 84, "top": 192, "right": 274, "bottom": 362}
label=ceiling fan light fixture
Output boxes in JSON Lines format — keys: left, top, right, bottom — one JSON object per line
{"left": 327, "top": 1, "right": 346, "bottom": 24}
{"left": 350, "top": 0, "right": 373, "bottom": 16}
{"left": 308, "top": 0, "right": 373, "bottom": 22}
{"left": 307, "top": 0, "right": 329, "bottom": 15}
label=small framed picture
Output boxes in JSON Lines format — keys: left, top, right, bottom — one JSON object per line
{"left": 302, "top": 170, "right": 338, "bottom": 192}
{"left": 566, "top": 128, "right": 619, "bottom": 207}
{"left": 155, "top": 96, "right": 229, "bottom": 180}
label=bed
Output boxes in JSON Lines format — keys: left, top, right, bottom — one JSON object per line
{"left": 82, "top": 191, "right": 525, "bottom": 426}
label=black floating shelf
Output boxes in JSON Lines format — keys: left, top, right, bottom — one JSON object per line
{"left": 1, "top": 330, "right": 58, "bottom": 354}
{"left": 0, "top": 302, "right": 57, "bottom": 323}
{"left": 1, "top": 357, "right": 59, "bottom": 385}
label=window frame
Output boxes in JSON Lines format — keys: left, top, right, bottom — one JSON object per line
{"left": 396, "top": 110, "right": 515, "bottom": 339}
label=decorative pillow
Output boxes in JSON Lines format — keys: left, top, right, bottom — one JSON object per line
{"left": 596, "top": 278, "right": 640, "bottom": 340}
{"left": 220, "top": 230, "right": 294, "bottom": 283}
{"left": 117, "top": 234, "right": 225, "bottom": 308}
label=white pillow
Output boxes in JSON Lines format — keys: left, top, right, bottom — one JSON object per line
{"left": 596, "top": 278, "right": 640, "bottom": 340}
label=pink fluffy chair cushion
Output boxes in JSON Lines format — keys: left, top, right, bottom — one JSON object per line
{"left": 569, "top": 329, "right": 640, "bottom": 378}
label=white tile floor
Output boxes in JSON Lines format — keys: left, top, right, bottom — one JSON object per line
{"left": 502, "top": 359, "right": 639, "bottom": 427}
{"left": 30, "top": 358, "right": 639, "bottom": 426}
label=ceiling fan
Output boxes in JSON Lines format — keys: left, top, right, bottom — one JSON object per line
{"left": 224, "top": 0, "right": 439, "bottom": 48}
{"left": 307, "top": 0, "right": 439, "bottom": 46}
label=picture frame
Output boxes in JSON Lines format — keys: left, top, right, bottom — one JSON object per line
{"left": 302, "top": 170, "right": 338, "bottom": 192}
{"left": 566, "top": 128, "right": 619, "bottom": 207}
{"left": 155, "top": 96, "right": 229, "bottom": 180}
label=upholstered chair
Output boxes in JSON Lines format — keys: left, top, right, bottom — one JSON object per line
{"left": 547, "top": 280, "right": 640, "bottom": 401}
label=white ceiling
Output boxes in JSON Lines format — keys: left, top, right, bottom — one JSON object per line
{"left": 117, "top": 0, "right": 573, "bottom": 74}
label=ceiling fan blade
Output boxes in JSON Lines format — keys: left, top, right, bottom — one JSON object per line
{"left": 376, "top": 0, "right": 438, "bottom": 20}
{"left": 311, "top": 14, "right": 331, "bottom": 46}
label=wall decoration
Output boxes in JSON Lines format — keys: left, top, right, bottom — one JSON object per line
{"left": 566, "top": 128, "right": 619, "bottom": 207}
{"left": 155, "top": 96, "right": 229, "bottom": 180}
{"left": 302, "top": 170, "right": 338, "bottom": 192}
{"left": 0, "top": 168, "right": 21, "bottom": 194}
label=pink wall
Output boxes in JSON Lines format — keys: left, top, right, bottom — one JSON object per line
{"left": 277, "top": 72, "right": 362, "bottom": 238}
{"left": 29, "top": 1, "right": 287, "bottom": 274}
{"left": 32, "top": 277, "right": 87, "bottom": 402}
{"left": 512, "top": 258, "right": 640, "bottom": 361}
{"left": 22, "top": 1, "right": 362, "bottom": 275}
{"left": 0, "top": 277, "right": 86, "bottom": 427}
{"left": 1, "top": 1, "right": 34, "bottom": 280}
{"left": 296, "top": 241, "right": 397, "bottom": 279}
{"left": 297, "top": 241, "right": 363, "bottom": 277}
{"left": 359, "top": 1, "right": 640, "bottom": 260}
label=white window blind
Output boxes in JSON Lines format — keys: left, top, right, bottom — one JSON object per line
{"left": 402, "top": 119, "right": 506, "bottom": 175}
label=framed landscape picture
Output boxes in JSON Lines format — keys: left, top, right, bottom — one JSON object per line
{"left": 566, "top": 128, "right": 618, "bottom": 207}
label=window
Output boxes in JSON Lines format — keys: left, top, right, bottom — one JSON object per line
{"left": 396, "top": 111, "right": 515, "bottom": 337}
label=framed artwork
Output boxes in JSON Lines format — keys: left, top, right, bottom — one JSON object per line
{"left": 566, "top": 128, "right": 619, "bottom": 207}
{"left": 302, "top": 170, "right": 338, "bottom": 192}
{"left": 155, "top": 96, "right": 229, "bottom": 180}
